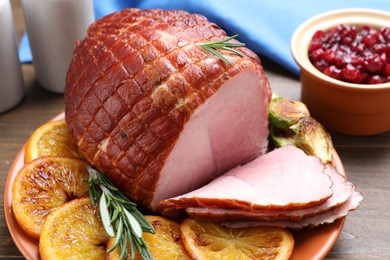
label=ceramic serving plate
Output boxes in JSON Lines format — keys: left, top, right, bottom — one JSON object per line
{"left": 4, "top": 112, "right": 346, "bottom": 260}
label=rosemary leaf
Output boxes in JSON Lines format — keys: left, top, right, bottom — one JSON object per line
{"left": 100, "top": 177, "right": 118, "bottom": 191}
{"left": 99, "top": 194, "right": 115, "bottom": 237}
{"left": 111, "top": 206, "right": 120, "bottom": 222}
{"left": 119, "top": 233, "right": 128, "bottom": 260}
{"left": 204, "top": 46, "right": 231, "bottom": 65}
{"left": 88, "top": 183, "right": 98, "bottom": 204}
{"left": 86, "top": 167, "right": 155, "bottom": 260}
{"left": 111, "top": 194, "right": 137, "bottom": 206}
{"left": 113, "top": 217, "right": 124, "bottom": 248}
{"left": 139, "top": 245, "right": 153, "bottom": 260}
{"left": 124, "top": 208, "right": 143, "bottom": 238}
{"left": 196, "top": 34, "right": 245, "bottom": 64}
{"left": 222, "top": 46, "right": 244, "bottom": 56}
{"left": 128, "top": 230, "right": 136, "bottom": 260}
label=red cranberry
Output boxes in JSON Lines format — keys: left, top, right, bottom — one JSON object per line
{"left": 367, "top": 75, "right": 385, "bottom": 84}
{"left": 342, "top": 36, "right": 353, "bottom": 45}
{"left": 380, "top": 27, "right": 390, "bottom": 41}
{"left": 373, "top": 43, "right": 387, "bottom": 53}
{"left": 364, "top": 54, "right": 383, "bottom": 72}
{"left": 309, "top": 48, "right": 324, "bottom": 60}
{"left": 323, "top": 49, "right": 337, "bottom": 63}
{"left": 360, "top": 72, "right": 369, "bottom": 83}
{"left": 308, "top": 24, "right": 390, "bottom": 84}
{"left": 343, "top": 64, "right": 362, "bottom": 83}
{"left": 385, "top": 64, "right": 390, "bottom": 76}
{"left": 355, "top": 43, "right": 366, "bottom": 54}
{"left": 312, "top": 30, "right": 325, "bottom": 39}
{"left": 363, "top": 34, "right": 377, "bottom": 46}
{"left": 323, "top": 65, "right": 342, "bottom": 80}
{"left": 312, "top": 59, "right": 329, "bottom": 72}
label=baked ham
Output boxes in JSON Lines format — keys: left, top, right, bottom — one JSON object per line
{"left": 64, "top": 8, "right": 272, "bottom": 210}
{"left": 158, "top": 146, "right": 362, "bottom": 228}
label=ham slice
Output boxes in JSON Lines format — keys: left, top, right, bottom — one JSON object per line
{"left": 64, "top": 9, "right": 272, "bottom": 210}
{"left": 184, "top": 165, "right": 355, "bottom": 222}
{"left": 158, "top": 146, "right": 334, "bottom": 214}
{"left": 159, "top": 145, "right": 362, "bottom": 229}
{"left": 222, "top": 190, "right": 363, "bottom": 229}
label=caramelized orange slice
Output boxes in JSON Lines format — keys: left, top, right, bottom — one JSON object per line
{"left": 24, "top": 119, "right": 83, "bottom": 163}
{"left": 12, "top": 156, "right": 89, "bottom": 239}
{"left": 107, "top": 215, "right": 190, "bottom": 259}
{"left": 181, "top": 218, "right": 294, "bottom": 260}
{"left": 39, "top": 198, "right": 109, "bottom": 259}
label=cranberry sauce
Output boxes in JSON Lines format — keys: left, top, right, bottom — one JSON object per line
{"left": 308, "top": 24, "right": 390, "bottom": 84}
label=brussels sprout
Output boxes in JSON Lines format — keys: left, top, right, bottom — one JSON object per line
{"left": 269, "top": 125, "right": 295, "bottom": 147}
{"left": 268, "top": 96, "right": 310, "bottom": 129}
{"left": 293, "top": 117, "right": 333, "bottom": 164}
{"left": 269, "top": 95, "right": 333, "bottom": 164}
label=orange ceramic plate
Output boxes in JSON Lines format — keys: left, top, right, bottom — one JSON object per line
{"left": 4, "top": 112, "right": 345, "bottom": 260}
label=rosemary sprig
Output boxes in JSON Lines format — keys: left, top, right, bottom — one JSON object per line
{"left": 85, "top": 166, "right": 155, "bottom": 260}
{"left": 196, "top": 34, "right": 246, "bottom": 65}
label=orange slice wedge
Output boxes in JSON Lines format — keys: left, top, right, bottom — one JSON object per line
{"left": 24, "top": 119, "right": 83, "bottom": 163}
{"left": 39, "top": 198, "right": 109, "bottom": 259}
{"left": 107, "top": 215, "right": 190, "bottom": 259}
{"left": 181, "top": 218, "right": 294, "bottom": 260}
{"left": 12, "top": 156, "right": 89, "bottom": 239}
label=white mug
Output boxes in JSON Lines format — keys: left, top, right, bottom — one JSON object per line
{"left": 21, "top": 0, "right": 94, "bottom": 93}
{"left": 0, "top": 0, "right": 24, "bottom": 113}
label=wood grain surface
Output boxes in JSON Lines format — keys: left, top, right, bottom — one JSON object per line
{"left": 1, "top": 1, "right": 389, "bottom": 259}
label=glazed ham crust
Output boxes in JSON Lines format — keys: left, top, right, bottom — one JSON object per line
{"left": 64, "top": 9, "right": 272, "bottom": 210}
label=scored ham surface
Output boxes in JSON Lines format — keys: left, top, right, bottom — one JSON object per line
{"left": 64, "top": 9, "right": 272, "bottom": 210}
{"left": 158, "top": 146, "right": 334, "bottom": 214}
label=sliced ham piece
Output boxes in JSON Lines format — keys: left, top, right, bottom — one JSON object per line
{"left": 64, "top": 9, "right": 272, "bottom": 210}
{"left": 222, "top": 190, "right": 363, "bottom": 229}
{"left": 185, "top": 165, "right": 355, "bottom": 222}
{"left": 158, "top": 145, "right": 334, "bottom": 215}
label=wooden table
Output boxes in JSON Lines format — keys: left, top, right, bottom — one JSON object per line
{"left": 1, "top": 1, "right": 390, "bottom": 259}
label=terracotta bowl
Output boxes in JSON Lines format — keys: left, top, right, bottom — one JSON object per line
{"left": 291, "top": 8, "right": 390, "bottom": 136}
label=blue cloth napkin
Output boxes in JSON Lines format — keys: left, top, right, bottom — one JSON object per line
{"left": 19, "top": 0, "right": 390, "bottom": 75}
